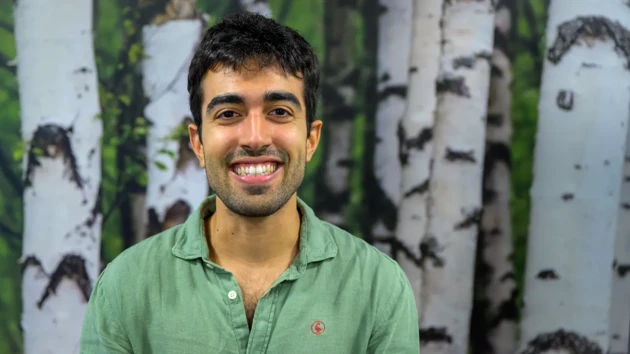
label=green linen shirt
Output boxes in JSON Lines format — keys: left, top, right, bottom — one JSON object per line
{"left": 80, "top": 195, "right": 419, "bottom": 353}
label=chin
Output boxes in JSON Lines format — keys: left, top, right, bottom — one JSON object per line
{"left": 227, "top": 202, "right": 282, "bottom": 218}
{"left": 241, "top": 185, "right": 272, "bottom": 196}
{"left": 221, "top": 189, "right": 292, "bottom": 218}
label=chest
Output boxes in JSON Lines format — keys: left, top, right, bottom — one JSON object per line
{"left": 132, "top": 263, "right": 372, "bottom": 354}
{"left": 234, "top": 271, "right": 279, "bottom": 324}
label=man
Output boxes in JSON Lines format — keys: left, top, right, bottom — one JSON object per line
{"left": 81, "top": 12, "right": 419, "bottom": 353}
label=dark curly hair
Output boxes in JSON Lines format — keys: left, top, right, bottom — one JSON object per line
{"left": 187, "top": 12, "right": 320, "bottom": 140}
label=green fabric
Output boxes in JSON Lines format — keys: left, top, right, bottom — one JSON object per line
{"left": 80, "top": 195, "right": 420, "bottom": 353}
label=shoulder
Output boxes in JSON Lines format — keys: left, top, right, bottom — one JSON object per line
{"left": 96, "top": 225, "right": 183, "bottom": 291}
{"left": 319, "top": 220, "right": 410, "bottom": 288}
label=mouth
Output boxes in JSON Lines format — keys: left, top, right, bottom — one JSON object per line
{"left": 229, "top": 161, "right": 282, "bottom": 185}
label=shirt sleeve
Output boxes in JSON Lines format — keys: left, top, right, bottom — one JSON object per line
{"left": 80, "top": 268, "right": 133, "bottom": 353}
{"left": 367, "top": 263, "right": 420, "bottom": 354}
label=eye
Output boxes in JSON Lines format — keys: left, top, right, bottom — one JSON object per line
{"left": 269, "top": 108, "right": 290, "bottom": 117}
{"left": 217, "top": 110, "right": 240, "bottom": 119}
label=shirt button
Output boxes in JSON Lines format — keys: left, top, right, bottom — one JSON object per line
{"left": 228, "top": 290, "right": 237, "bottom": 300}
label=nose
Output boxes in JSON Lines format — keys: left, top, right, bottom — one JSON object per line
{"left": 239, "top": 110, "right": 272, "bottom": 152}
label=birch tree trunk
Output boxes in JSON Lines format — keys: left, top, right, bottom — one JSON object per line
{"left": 518, "top": 2, "right": 630, "bottom": 353}
{"left": 240, "top": 0, "right": 272, "bottom": 18}
{"left": 609, "top": 124, "right": 630, "bottom": 354}
{"left": 143, "top": 0, "right": 208, "bottom": 238}
{"left": 314, "top": 0, "right": 358, "bottom": 230}
{"left": 15, "top": 0, "right": 102, "bottom": 352}
{"left": 419, "top": 0, "right": 495, "bottom": 352}
{"left": 471, "top": 1, "right": 518, "bottom": 353}
{"left": 395, "top": 0, "right": 443, "bottom": 327}
{"left": 371, "top": 0, "right": 413, "bottom": 254}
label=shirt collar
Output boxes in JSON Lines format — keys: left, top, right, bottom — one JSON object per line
{"left": 171, "top": 195, "right": 338, "bottom": 273}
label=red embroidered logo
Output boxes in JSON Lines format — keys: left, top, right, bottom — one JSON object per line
{"left": 311, "top": 320, "right": 326, "bottom": 335}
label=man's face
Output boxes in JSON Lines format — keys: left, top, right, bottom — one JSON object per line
{"left": 189, "top": 64, "right": 322, "bottom": 217}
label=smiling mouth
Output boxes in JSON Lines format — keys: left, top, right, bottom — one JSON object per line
{"left": 231, "top": 162, "right": 279, "bottom": 176}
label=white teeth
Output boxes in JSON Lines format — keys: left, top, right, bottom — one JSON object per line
{"left": 235, "top": 163, "right": 277, "bottom": 176}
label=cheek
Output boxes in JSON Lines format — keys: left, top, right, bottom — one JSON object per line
{"left": 272, "top": 130, "right": 305, "bottom": 155}
{"left": 203, "top": 128, "right": 236, "bottom": 157}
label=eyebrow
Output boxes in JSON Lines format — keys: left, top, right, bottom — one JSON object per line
{"left": 264, "top": 91, "right": 302, "bottom": 111}
{"left": 206, "top": 94, "right": 245, "bottom": 113}
{"left": 205, "top": 90, "right": 302, "bottom": 113}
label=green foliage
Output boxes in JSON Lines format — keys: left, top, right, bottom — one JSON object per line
{"left": 0, "top": 2, "right": 23, "bottom": 353}
{"left": 508, "top": 0, "right": 548, "bottom": 308}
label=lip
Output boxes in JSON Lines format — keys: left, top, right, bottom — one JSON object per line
{"left": 230, "top": 165, "right": 282, "bottom": 186}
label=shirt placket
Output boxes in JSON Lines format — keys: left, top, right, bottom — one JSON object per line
{"left": 213, "top": 268, "right": 250, "bottom": 354}
{"left": 245, "top": 283, "right": 282, "bottom": 354}
{"left": 247, "top": 266, "right": 299, "bottom": 354}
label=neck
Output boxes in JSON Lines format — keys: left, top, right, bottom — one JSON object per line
{"left": 206, "top": 194, "right": 301, "bottom": 268}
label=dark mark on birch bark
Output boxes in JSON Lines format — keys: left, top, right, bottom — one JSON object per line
{"left": 518, "top": 329, "right": 603, "bottom": 354}
{"left": 537, "top": 269, "right": 559, "bottom": 279}
{"left": 36, "top": 254, "right": 93, "bottom": 308}
{"left": 547, "top": 16, "right": 630, "bottom": 69}
{"left": 556, "top": 90, "right": 573, "bottom": 111}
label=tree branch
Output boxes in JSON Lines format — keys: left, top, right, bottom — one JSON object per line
{"left": 0, "top": 146, "right": 23, "bottom": 195}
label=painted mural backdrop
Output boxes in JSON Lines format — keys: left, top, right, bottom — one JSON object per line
{"left": 1, "top": 0, "right": 629, "bottom": 353}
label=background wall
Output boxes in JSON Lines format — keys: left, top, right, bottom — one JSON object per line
{"left": 1, "top": 0, "right": 626, "bottom": 353}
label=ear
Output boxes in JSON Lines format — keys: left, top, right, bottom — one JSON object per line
{"left": 306, "top": 120, "right": 322, "bottom": 163}
{"left": 188, "top": 123, "right": 205, "bottom": 168}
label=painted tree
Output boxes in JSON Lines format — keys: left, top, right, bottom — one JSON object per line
{"left": 470, "top": 1, "right": 518, "bottom": 353}
{"left": 370, "top": 0, "right": 413, "bottom": 253}
{"left": 239, "top": 0, "right": 272, "bottom": 18}
{"left": 15, "top": 0, "right": 103, "bottom": 352}
{"left": 395, "top": 0, "right": 443, "bottom": 327}
{"left": 142, "top": 0, "right": 208, "bottom": 238}
{"left": 518, "top": 2, "right": 630, "bottom": 353}
{"left": 609, "top": 125, "right": 630, "bottom": 354}
{"left": 419, "top": 0, "right": 495, "bottom": 352}
{"left": 314, "top": 0, "right": 358, "bottom": 230}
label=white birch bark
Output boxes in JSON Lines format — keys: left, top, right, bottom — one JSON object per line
{"left": 15, "top": 0, "right": 102, "bottom": 353}
{"left": 609, "top": 124, "right": 630, "bottom": 354}
{"left": 143, "top": 2, "right": 208, "bottom": 238}
{"left": 419, "top": 0, "right": 495, "bottom": 352}
{"left": 478, "top": 1, "right": 517, "bottom": 352}
{"left": 372, "top": 0, "right": 413, "bottom": 253}
{"left": 518, "top": 2, "right": 630, "bottom": 353}
{"left": 395, "top": 0, "right": 443, "bottom": 326}
{"left": 240, "top": 0, "right": 272, "bottom": 18}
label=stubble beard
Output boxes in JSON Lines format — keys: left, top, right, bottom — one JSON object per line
{"left": 205, "top": 153, "right": 306, "bottom": 217}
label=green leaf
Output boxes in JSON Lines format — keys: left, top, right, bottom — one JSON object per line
{"left": 123, "top": 19, "right": 135, "bottom": 36}
{"left": 128, "top": 43, "right": 144, "bottom": 64}
{"left": 12, "top": 143, "right": 24, "bottom": 162}
{"left": 135, "top": 116, "right": 147, "bottom": 126}
{"left": 154, "top": 160, "right": 168, "bottom": 170}
{"left": 118, "top": 95, "right": 130, "bottom": 106}
{"left": 31, "top": 147, "right": 44, "bottom": 157}
{"left": 138, "top": 173, "right": 148, "bottom": 187}
{"left": 132, "top": 126, "right": 148, "bottom": 138}
{"left": 157, "top": 148, "right": 176, "bottom": 160}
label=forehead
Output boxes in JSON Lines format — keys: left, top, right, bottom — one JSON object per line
{"left": 201, "top": 65, "right": 304, "bottom": 104}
